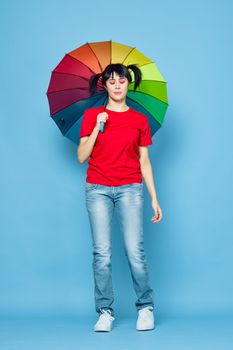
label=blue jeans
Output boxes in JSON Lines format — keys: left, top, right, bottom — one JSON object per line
{"left": 85, "top": 182, "right": 154, "bottom": 317}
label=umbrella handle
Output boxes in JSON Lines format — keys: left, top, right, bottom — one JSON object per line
{"left": 100, "top": 121, "right": 104, "bottom": 132}
{"left": 99, "top": 102, "right": 106, "bottom": 132}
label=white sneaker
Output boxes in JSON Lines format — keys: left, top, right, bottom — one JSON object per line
{"left": 136, "top": 306, "right": 155, "bottom": 331}
{"left": 94, "top": 309, "right": 115, "bottom": 332}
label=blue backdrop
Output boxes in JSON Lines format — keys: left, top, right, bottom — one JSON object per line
{"left": 1, "top": 0, "right": 233, "bottom": 348}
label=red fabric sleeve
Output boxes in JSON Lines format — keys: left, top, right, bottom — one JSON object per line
{"left": 139, "top": 117, "right": 153, "bottom": 146}
{"left": 79, "top": 108, "right": 96, "bottom": 138}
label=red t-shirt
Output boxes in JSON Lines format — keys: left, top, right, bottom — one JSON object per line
{"left": 79, "top": 105, "right": 153, "bottom": 186}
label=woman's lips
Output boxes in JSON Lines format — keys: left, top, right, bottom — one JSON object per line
{"left": 114, "top": 91, "right": 122, "bottom": 95}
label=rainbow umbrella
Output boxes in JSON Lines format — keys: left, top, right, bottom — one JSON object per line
{"left": 46, "top": 40, "right": 169, "bottom": 144}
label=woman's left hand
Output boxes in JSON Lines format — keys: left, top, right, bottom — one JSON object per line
{"left": 151, "top": 198, "right": 162, "bottom": 223}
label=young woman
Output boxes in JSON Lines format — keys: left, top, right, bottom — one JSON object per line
{"left": 77, "top": 63, "right": 162, "bottom": 332}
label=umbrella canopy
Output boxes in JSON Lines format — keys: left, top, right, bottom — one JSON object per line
{"left": 46, "top": 40, "right": 169, "bottom": 144}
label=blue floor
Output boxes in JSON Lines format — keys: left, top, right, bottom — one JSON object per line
{"left": 0, "top": 312, "right": 233, "bottom": 350}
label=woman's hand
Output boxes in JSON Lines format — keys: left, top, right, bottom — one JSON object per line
{"left": 95, "top": 112, "right": 108, "bottom": 130}
{"left": 151, "top": 198, "right": 162, "bottom": 223}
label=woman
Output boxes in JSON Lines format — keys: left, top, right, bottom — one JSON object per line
{"left": 77, "top": 63, "right": 162, "bottom": 332}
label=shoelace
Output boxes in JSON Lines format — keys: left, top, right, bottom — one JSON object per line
{"left": 100, "top": 309, "right": 113, "bottom": 318}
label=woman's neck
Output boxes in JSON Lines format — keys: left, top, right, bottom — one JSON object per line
{"left": 105, "top": 101, "right": 129, "bottom": 112}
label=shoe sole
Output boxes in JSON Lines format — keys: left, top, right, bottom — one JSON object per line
{"left": 94, "top": 325, "right": 113, "bottom": 332}
{"left": 136, "top": 323, "right": 155, "bottom": 331}
{"left": 94, "top": 324, "right": 113, "bottom": 332}
{"left": 136, "top": 327, "right": 155, "bottom": 331}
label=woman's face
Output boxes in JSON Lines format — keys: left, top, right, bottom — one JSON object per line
{"left": 104, "top": 72, "right": 129, "bottom": 102}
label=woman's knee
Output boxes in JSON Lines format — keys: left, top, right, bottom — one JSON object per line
{"left": 93, "top": 245, "right": 112, "bottom": 264}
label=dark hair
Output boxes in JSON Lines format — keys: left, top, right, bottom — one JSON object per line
{"left": 88, "top": 63, "right": 142, "bottom": 96}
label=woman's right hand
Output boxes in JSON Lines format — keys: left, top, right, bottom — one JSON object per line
{"left": 95, "top": 112, "right": 108, "bottom": 131}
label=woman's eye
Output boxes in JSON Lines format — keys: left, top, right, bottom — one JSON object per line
{"left": 108, "top": 78, "right": 125, "bottom": 84}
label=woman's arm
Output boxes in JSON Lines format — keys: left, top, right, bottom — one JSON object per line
{"left": 77, "top": 111, "right": 108, "bottom": 163}
{"left": 77, "top": 126, "right": 99, "bottom": 163}
{"left": 139, "top": 146, "right": 163, "bottom": 223}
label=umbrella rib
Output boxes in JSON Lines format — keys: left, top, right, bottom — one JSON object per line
{"left": 127, "top": 95, "right": 162, "bottom": 126}
{"left": 131, "top": 79, "right": 167, "bottom": 84}
{"left": 121, "top": 46, "right": 137, "bottom": 65}
{"left": 121, "top": 48, "right": 156, "bottom": 69}
{"left": 46, "top": 87, "right": 105, "bottom": 95}
{"left": 87, "top": 42, "right": 104, "bottom": 72}
{"left": 128, "top": 90, "right": 169, "bottom": 107}
{"left": 50, "top": 71, "right": 91, "bottom": 81}
{"left": 137, "top": 61, "right": 159, "bottom": 68}
{"left": 65, "top": 53, "right": 97, "bottom": 75}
